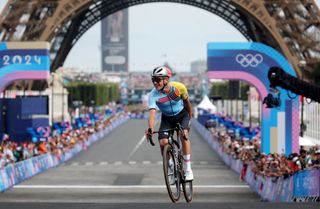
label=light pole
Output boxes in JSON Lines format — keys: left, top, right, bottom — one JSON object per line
{"left": 91, "top": 100, "right": 95, "bottom": 113}
{"left": 51, "top": 72, "right": 55, "bottom": 125}
{"left": 247, "top": 90, "right": 252, "bottom": 127}
{"left": 62, "top": 81, "right": 64, "bottom": 122}
{"left": 299, "top": 60, "right": 306, "bottom": 137}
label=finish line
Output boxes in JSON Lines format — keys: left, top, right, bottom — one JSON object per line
{"left": 14, "top": 185, "right": 249, "bottom": 189}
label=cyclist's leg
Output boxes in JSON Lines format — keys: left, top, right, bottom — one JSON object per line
{"left": 178, "top": 109, "right": 191, "bottom": 156}
{"left": 158, "top": 114, "right": 171, "bottom": 154}
{"left": 159, "top": 115, "right": 175, "bottom": 185}
{"left": 178, "top": 109, "right": 193, "bottom": 181}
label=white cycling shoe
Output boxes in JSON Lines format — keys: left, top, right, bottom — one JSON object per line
{"left": 184, "top": 170, "right": 194, "bottom": 181}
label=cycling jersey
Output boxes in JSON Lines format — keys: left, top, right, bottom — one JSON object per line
{"left": 148, "top": 81, "right": 189, "bottom": 116}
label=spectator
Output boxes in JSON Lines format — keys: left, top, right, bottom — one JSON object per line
{"left": 311, "top": 149, "right": 320, "bottom": 168}
{"left": 299, "top": 148, "right": 312, "bottom": 169}
{"left": 0, "top": 153, "right": 5, "bottom": 168}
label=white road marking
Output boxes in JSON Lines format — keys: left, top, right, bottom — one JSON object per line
{"left": 127, "top": 136, "right": 147, "bottom": 160}
{"left": 14, "top": 185, "right": 249, "bottom": 189}
{"left": 71, "top": 162, "right": 79, "bottom": 166}
{"left": 69, "top": 161, "right": 216, "bottom": 166}
{"left": 85, "top": 162, "right": 93, "bottom": 166}
{"left": 99, "top": 161, "right": 108, "bottom": 165}
{"left": 127, "top": 121, "right": 159, "bottom": 160}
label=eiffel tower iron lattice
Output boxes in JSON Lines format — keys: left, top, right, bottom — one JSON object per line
{"left": 0, "top": 0, "right": 319, "bottom": 89}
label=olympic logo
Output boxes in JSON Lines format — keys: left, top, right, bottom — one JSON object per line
{"left": 235, "top": 53, "right": 263, "bottom": 67}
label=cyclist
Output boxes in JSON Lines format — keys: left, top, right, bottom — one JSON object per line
{"left": 145, "top": 66, "right": 193, "bottom": 181}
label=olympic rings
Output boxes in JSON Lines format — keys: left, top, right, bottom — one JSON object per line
{"left": 235, "top": 53, "right": 263, "bottom": 67}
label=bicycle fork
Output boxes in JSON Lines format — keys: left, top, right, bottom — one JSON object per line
{"left": 171, "top": 139, "right": 185, "bottom": 183}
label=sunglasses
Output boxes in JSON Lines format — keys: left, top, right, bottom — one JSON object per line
{"left": 151, "top": 77, "right": 163, "bottom": 83}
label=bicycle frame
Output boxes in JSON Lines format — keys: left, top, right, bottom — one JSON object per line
{"left": 148, "top": 123, "right": 193, "bottom": 203}
{"left": 167, "top": 129, "right": 186, "bottom": 182}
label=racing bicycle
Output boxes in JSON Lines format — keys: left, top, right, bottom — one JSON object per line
{"left": 147, "top": 123, "right": 193, "bottom": 203}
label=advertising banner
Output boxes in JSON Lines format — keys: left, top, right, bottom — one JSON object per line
{"left": 101, "top": 10, "right": 128, "bottom": 72}
{"left": 294, "top": 169, "right": 320, "bottom": 197}
{"left": 0, "top": 42, "right": 50, "bottom": 93}
{"left": 276, "top": 176, "right": 294, "bottom": 202}
{"left": 207, "top": 42, "right": 300, "bottom": 155}
{"left": 0, "top": 170, "right": 7, "bottom": 191}
{"left": 13, "top": 162, "right": 26, "bottom": 184}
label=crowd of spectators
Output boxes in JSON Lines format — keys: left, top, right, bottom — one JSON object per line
{"left": 207, "top": 120, "right": 320, "bottom": 181}
{"left": 0, "top": 108, "right": 124, "bottom": 170}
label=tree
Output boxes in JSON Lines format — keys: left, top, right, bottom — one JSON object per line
{"left": 66, "top": 82, "right": 119, "bottom": 107}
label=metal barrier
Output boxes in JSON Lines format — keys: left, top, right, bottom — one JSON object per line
{"left": 0, "top": 116, "right": 129, "bottom": 192}
{"left": 192, "top": 119, "right": 320, "bottom": 202}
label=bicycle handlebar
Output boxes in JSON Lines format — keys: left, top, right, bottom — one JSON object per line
{"left": 152, "top": 123, "right": 188, "bottom": 141}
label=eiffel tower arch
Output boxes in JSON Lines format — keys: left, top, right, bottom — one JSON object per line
{"left": 0, "top": 0, "right": 319, "bottom": 79}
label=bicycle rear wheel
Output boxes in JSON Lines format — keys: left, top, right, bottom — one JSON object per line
{"left": 182, "top": 180, "right": 193, "bottom": 203}
{"left": 163, "top": 144, "right": 180, "bottom": 203}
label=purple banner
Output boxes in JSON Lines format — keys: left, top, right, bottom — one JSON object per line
{"left": 294, "top": 169, "right": 320, "bottom": 197}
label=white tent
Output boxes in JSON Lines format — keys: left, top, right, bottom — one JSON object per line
{"left": 299, "top": 136, "right": 316, "bottom": 148}
{"left": 196, "top": 95, "right": 217, "bottom": 113}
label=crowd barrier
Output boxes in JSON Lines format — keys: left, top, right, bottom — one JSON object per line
{"left": 128, "top": 113, "right": 161, "bottom": 120}
{"left": 192, "top": 119, "right": 320, "bottom": 202}
{"left": 0, "top": 115, "right": 129, "bottom": 192}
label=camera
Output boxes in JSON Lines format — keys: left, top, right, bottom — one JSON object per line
{"left": 263, "top": 93, "right": 281, "bottom": 108}
{"left": 263, "top": 87, "right": 281, "bottom": 108}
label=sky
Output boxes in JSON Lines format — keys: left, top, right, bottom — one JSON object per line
{"left": 66, "top": 3, "right": 246, "bottom": 72}
{"left": 0, "top": 1, "right": 320, "bottom": 72}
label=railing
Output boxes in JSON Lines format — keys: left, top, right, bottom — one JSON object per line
{"left": 0, "top": 116, "right": 129, "bottom": 192}
{"left": 192, "top": 119, "right": 320, "bottom": 202}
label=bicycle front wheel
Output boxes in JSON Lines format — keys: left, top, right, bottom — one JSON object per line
{"left": 163, "top": 144, "right": 180, "bottom": 203}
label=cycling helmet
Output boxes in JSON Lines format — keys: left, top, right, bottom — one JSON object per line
{"left": 151, "top": 66, "right": 172, "bottom": 78}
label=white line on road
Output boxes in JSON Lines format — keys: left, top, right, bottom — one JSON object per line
{"left": 71, "top": 162, "right": 79, "bottom": 166}
{"left": 114, "top": 161, "right": 123, "bottom": 165}
{"left": 14, "top": 185, "right": 249, "bottom": 189}
{"left": 127, "top": 121, "right": 159, "bottom": 160}
{"left": 99, "top": 161, "right": 108, "bottom": 166}
{"left": 127, "top": 135, "right": 147, "bottom": 160}
{"left": 85, "top": 162, "right": 93, "bottom": 166}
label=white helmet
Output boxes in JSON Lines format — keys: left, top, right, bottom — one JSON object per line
{"left": 151, "top": 66, "right": 172, "bottom": 78}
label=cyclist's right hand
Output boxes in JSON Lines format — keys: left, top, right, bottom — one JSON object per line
{"left": 145, "top": 128, "right": 155, "bottom": 146}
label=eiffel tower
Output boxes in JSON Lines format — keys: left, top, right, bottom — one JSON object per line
{"left": 0, "top": 0, "right": 319, "bottom": 89}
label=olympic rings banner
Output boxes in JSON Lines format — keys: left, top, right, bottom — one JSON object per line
{"left": 207, "top": 42, "right": 300, "bottom": 155}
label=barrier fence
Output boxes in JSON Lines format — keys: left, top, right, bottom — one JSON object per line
{"left": 192, "top": 119, "right": 320, "bottom": 202}
{"left": 1, "top": 116, "right": 318, "bottom": 201}
{"left": 0, "top": 116, "right": 129, "bottom": 192}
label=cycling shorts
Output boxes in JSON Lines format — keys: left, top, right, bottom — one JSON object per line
{"left": 158, "top": 108, "right": 190, "bottom": 140}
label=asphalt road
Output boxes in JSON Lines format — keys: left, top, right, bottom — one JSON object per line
{"left": 0, "top": 119, "right": 317, "bottom": 209}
